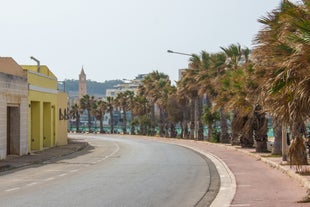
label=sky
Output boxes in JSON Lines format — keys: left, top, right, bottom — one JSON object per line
{"left": 0, "top": 0, "right": 300, "bottom": 83}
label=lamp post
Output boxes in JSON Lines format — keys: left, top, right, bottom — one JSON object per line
{"left": 167, "top": 49, "right": 200, "bottom": 140}
{"left": 167, "top": 50, "right": 192, "bottom": 56}
{"left": 30, "top": 56, "right": 40, "bottom": 72}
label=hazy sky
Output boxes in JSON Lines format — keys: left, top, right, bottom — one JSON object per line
{"left": 0, "top": 0, "right": 297, "bottom": 83}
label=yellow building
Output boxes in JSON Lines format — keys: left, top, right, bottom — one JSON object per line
{"left": 21, "top": 65, "right": 68, "bottom": 151}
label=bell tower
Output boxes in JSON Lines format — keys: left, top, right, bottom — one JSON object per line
{"left": 79, "top": 67, "right": 87, "bottom": 99}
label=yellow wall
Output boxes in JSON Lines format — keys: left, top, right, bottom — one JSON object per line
{"left": 56, "top": 92, "right": 68, "bottom": 146}
{"left": 22, "top": 65, "right": 67, "bottom": 151}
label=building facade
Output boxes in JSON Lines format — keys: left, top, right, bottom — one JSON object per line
{"left": 22, "top": 65, "right": 68, "bottom": 151}
{"left": 0, "top": 57, "right": 28, "bottom": 159}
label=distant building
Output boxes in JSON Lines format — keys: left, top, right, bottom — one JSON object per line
{"left": 178, "top": 68, "right": 187, "bottom": 80}
{"left": 106, "top": 74, "right": 147, "bottom": 98}
{"left": 79, "top": 67, "right": 87, "bottom": 99}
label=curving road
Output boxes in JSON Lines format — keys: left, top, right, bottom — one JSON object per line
{"left": 0, "top": 135, "right": 220, "bottom": 207}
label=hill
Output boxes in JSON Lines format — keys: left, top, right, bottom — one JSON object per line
{"left": 60, "top": 79, "right": 124, "bottom": 97}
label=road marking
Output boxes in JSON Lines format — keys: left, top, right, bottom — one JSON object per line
{"left": 5, "top": 187, "right": 20, "bottom": 192}
{"left": 27, "top": 182, "right": 38, "bottom": 186}
{"left": 229, "top": 204, "right": 250, "bottom": 207}
{"left": 70, "top": 169, "right": 79, "bottom": 173}
{"left": 58, "top": 173, "right": 67, "bottom": 177}
{"left": 44, "top": 177, "right": 55, "bottom": 181}
{"left": 103, "top": 142, "right": 120, "bottom": 160}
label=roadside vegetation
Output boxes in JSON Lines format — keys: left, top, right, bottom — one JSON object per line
{"left": 70, "top": 0, "right": 310, "bottom": 176}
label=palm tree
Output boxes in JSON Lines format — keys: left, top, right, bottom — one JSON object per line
{"left": 92, "top": 99, "right": 107, "bottom": 133}
{"left": 80, "top": 95, "right": 95, "bottom": 132}
{"left": 175, "top": 87, "right": 191, "bottom": 139}
{"left": 177, "top": 66, "right": 199, "bottom": 140}
{"left": 177, "top": 53, "right": 207, "bottom": 140}
{"left": 253, "top": 0, "right": 309, "bottom": 163}
{"left": 106, "top": 96, "right": 115, "bottom": 133}
{"left": 130, "top": 95, "right": 150, "bottom": 135}
{"left": 139, "top": 71, "right": 170, "bottom": 136}
{"left": 115, "top": 90, "right": 135, "bottom": 134}
{"left": 166, "top": 91, "right": 183, "bottom": 138}
{"left": 69, "top": 103, "right": 81, "bottom": 132}
{"left": 196, "top": 51, "right": 230, "bottom": 143}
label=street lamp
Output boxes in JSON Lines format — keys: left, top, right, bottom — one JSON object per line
{"left": 30, "top": 56, "right": 40, "bottom": 72}
{"left": 167, "top": 50, "right": 192, "bottom": 57}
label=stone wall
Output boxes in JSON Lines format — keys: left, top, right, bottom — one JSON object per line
{"left": 0, "top": 72, "right": 28, "bottom": 159}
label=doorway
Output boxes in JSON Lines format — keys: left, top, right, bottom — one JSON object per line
{"left": 7, "top": 106, "right": 20, "bottom": 155}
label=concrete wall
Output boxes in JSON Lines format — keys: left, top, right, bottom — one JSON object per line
{"left": 0, "top": 72, "right": 28, "bottom": 159}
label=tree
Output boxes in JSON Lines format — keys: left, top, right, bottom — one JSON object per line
{"left": 202, "top": 104, "right": 220, "bottom": 142}
{"left": 130, "top": 95, "right": 150, "bottom": 135}
{"left": 164, "top": 87, "right": 182, "bottom": 138}
{"left": 139, "top": 71, "right": 171, "bottom": 137}
{"left": 106, "top": 96, "right": 115, "bottom": 133}
{"left": 197, "top": 52, "right": 230, "bottom": 142}
{"left": 213, "top": 44, "right": 260, "bottom": 148}
{"left": 253, "top": 0, "right": 310, "bottom": 163}
{"left": 69, "top": 103, "right": 81, "bottom": 132}
{"left": 80, "top": 95, "right": 95, "bottom": 132}
{"left": 177, "top": 53, "right": 208, "bottom": 140}
{"left": 175, "top": 87, "right": 191, "bottom": 139}
{"left": 115, "top": 90, "right": 135, "bottom": 134}
{"left": 92, "top": 99, "right": 107, "bottom": 133}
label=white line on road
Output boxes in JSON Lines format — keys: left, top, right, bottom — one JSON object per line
{"left": 58, "top": 173, "right": 67, "bottom": 177}
{"left": 70, "top": 169, "right": 79, "bottom": 173}
{"left": 5, "top": 187, "right": 20, "bottom": 192}
{"left": 27, "top": 182, "right": 38, "bottom": 186}
{"left": 44, "top": 177, "right": 55, "bottom": 181}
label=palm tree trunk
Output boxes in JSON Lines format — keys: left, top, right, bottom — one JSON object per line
{"left": 87, "top": 109, "right": 91, "bottom": 133}
{"left": 197, "top": 96, "right": 204, "bottom": 141}
{"left": 207, "top": 123, "right": 213, "bottom": 141}
{"left": 99, "top": 114, "right": 104, "bottom": 133}
{"left": 150, "top": 104, "right": 156, "bottom": 136}
{"left": 110, "top": 110, "right": 114, "bottom": 134}
{"left": 240, "top": 116, "right": 254, "bottom": 148}
{"left": 253, "top": 107, "right": 268, "bottom": 152}
{"left": 220, "top": 108, "right": 230, "bottom": 143}
{"left": 231, "top": 111, "right": 240, "bottom": 145}
{"left": 272, "top": 119, "right": 282, "bottom": 155}
{"left": 159, "top": 108, "right": 164, "bottom": 137}
{"left": 288, "top": 121, "right": 308, "bottom": 166}
{"left": 190, "top": 99, "right": 195, "bottom": 139}
{"left": 76, "top": 114, "right": 80, "bottom": 133}
{"left": 123, "top": 108, "right": 127, "bottom": 134}
{"left": 182, "top": 105, "right": 189, "bottom": 139}
{"left": 170, "top": 123, "right": 177, "bottom": 138}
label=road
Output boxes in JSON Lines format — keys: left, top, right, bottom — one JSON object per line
{"left": 0, "top": 135, "right": 220, "bottom": 207}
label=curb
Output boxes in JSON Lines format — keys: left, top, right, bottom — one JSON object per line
{"left": 218, "top": 143, "right": 310, "bottom": 191}
{"left": 0, "top": 141, "right": 89, "bottom": 173}
{"left": 178, "top": 144, "right": 236, "bottom": 207}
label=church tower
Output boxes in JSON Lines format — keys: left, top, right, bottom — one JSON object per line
{"left": 79, "top": 67, "right": 87, "bottom": 99}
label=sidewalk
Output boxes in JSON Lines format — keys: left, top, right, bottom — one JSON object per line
{"left": 0, "top": 138, "right": 88, "bottom": 173}
{"left": 146, "top": 136, "right": 310, "bottom": 206}
{"left": 143, "top": 137, "right": 310, "bottom": 190}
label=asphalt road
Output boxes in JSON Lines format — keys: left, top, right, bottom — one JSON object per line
{"left": 0, "top": 135, "right": 220, "bottom": 207}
